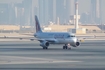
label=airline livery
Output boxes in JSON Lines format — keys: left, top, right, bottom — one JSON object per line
{"left": 34, "top": 15, "right": 80, "bottom": 49}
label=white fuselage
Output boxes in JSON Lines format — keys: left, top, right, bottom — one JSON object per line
{"left": 34, "top": 32, "right": 77, "bottom": 44}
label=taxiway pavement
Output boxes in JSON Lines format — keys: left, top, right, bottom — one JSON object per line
{"left": 0, "top": 40, "right": 105, "bottom": 70}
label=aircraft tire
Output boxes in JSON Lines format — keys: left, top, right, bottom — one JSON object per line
{"left": 46, "top": 47, "right": 48, "bottom": 49}
{"left": 63, "top": 46, "right": 65, "bottom": 49}
{"left": 43, "top": 47, "right": 48, "bottom": 49}
{"left": 43, "top": 47, "right": 45, "bottom": 49}
{"left": 65, "top": 46, "right": 68, "bottom": 49}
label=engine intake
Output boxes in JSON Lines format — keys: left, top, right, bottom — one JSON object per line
{"left": 45, "top": 42, "right": 49, "bottom": 46}
{"left": 40, "top": 41, "right": 50, "bottom": 47}
{"left": 76, "top": 42, "right": 80, "bottom": 46}
{"left": 71, "top": 42, "right": 80, "bottom": 47}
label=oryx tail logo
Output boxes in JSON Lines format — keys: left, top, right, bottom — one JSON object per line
{"left": 35, "top": 15, "right": 42, "bottom": 33}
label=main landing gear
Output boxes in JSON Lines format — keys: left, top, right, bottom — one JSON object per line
{"left": 43, "top": 47, "right": 48, "bottom": 49}
{"left": 63, "top": 44, "right": 71, "bottom": 50}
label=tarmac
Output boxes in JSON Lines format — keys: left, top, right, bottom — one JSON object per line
{"left": 0, "top": 40, "right": 105, "bottom": 70}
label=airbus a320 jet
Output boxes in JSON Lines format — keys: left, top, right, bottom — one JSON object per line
{"left": 34, "top": 15, "right": 80, "bottom": 49}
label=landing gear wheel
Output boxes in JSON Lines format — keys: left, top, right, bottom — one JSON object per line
{"left": 63, "top": 46, "right": 65, "bottom": 49}
{"left": 43, "top": 47, "right": 48, "bottom": 49}
{"left": 43, "top": 47, "right": 45, "bottom": 49}
{"left": 65, "top": 46, "right": 68, "bottom": 49}
{"left": 63, "top": 46, "right": 68, "bottom": 49}
{"left": 45, "top": 47, "right": 48, "bottom": 49}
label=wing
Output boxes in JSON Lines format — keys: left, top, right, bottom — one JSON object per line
{"left": 0, "top": 35, "right": 56, "bottom": 43}
{"left": 37, "top": 38, "right": 56, "bottom": 43}
{"left": 0, "top": 33, "right": 36, "bottom": 41}
{"left": 0, "top": 36, "right": 34, "bottom": 40}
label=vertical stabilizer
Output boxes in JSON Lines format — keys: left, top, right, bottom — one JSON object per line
{"left": 35, "top": 15, "right": 42, "bottom": 33}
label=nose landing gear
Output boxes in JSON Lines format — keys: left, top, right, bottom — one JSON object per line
{"left": 63, "top": 44, "right": 71, "bottom": 50}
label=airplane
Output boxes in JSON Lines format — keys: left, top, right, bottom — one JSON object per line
{"left": 33, "top": 15, "right": 80, "bottom": 49}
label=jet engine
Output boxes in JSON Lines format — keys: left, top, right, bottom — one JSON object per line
{"left": 71, "top": 42, "right": 80, "bottom": 47}
{"left": 40, "top": 41, "right": 50, "bottom": 47}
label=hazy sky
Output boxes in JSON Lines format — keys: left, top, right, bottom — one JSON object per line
{"left": 0, "top": 0, "right": 91, "bottom": 14}
{"left": 78, "top": 0, "right": 91, "bottom": 13}
{"left": 0, "top": 0, "right": 23, "bottom": 3}
{"left": 79, "top": 0, "right": 105, "bottom": 23}
{"left": 101, "top": 0, "right": 105, "bottom": 23}
{"left": 0, "top": 0, "right": 105, "bottom": 23}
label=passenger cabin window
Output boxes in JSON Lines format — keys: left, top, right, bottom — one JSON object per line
{"left": 67, "top": 35, "right": 70, "bottom": 38}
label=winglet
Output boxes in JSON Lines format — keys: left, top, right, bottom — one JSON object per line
{"left": 35, "top": 15, "right": 42, "bottom": 33}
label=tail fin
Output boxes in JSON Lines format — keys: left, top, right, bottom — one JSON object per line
{"left": 35, "top": 15, "right": 42, "bottom": 33}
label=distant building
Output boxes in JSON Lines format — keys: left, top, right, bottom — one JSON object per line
{"left": 56, "top": 0, "right": 76, "bottom": 24}
{"left": 48, "top": 0, "right": 56, "bottom": 23}
{"left": 38, "top": 0, "right": 49, "bottom": 25}
{"left": 80, "top": 12, "right": 91, "bottom": 24}
{"left": 0, "top": 4, "right": 9, "bottom": 24}
{"left": 0, "top": 0, "right": 23, "bottom": 25}
{"left": 66, "top": 0, "right": 75, "bottom": 19}
{"left": 0, "top": 3, "right": 18, "bottom": 25}
{"left": 22, "top": 0, "right": 32, "bottom": 26}
{"left": 91, "top": 0, "right": 101, "bottom": 24}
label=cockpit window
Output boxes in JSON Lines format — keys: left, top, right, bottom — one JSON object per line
{"left": 71, "top": 35, "right": 75, "bottom": 37}
{"left": 67, "top": 35, "right": 75, "bottom": 37}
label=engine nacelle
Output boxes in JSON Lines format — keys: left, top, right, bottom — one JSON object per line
{"left": 71, "top": 42, "right": 80, "bottom": 47}
{"left": 40, "top": 41, "right": 50, "bottom": 47}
